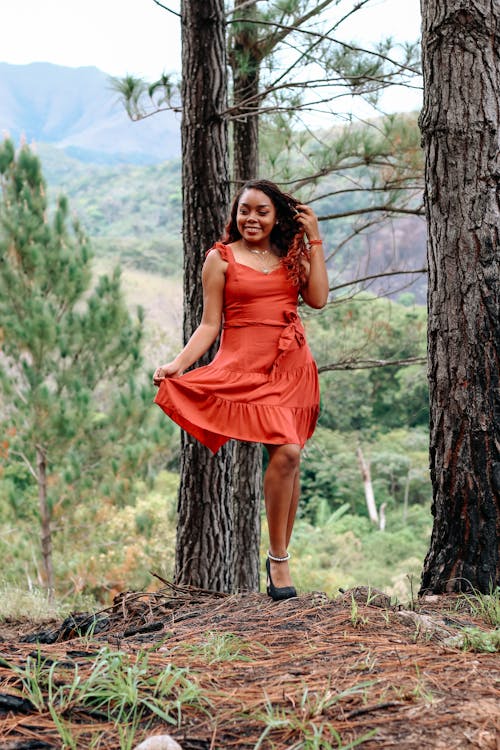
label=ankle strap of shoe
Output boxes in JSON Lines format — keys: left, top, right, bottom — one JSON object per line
{"left": 267, "top": 550, "right": 290, "bottom": 562}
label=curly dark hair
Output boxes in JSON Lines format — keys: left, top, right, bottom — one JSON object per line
{"left": 221, "top": 179, "right": 308, "bottom": 286}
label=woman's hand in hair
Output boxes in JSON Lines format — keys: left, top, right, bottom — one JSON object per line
{"left": 294, "top": 204, "right": 321, "bottom": 243}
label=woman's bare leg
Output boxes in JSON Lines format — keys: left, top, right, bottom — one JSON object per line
{"left": 286, "top": 469, "right": 300, "bottom": 547}
{"left": 263, "top": 443, "right": 301, "bottom": 589}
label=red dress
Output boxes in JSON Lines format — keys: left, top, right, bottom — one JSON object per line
{"left": 154, "top": 243, "right": 319, "bottom": 453}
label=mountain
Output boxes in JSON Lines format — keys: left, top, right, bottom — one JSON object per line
{"left": 0, "top": 62, "right": 180, "bottom": 164}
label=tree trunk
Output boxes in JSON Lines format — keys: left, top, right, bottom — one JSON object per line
{"left": 36, "top": 444, "right": 54, "bottom": 600}
{"left": 403, "top": 468, "right": 411, "bottom": 525}
{"left": 379, "top": 502, "right": 387, "bottom": 532}
{"left": 229, "top": 0, "right": 263, "bottom": 591}
{"left": 357, "top": 443, "right": 379, "bottom": 525}
{"left": 175, "top": 0, "right": 234, "bottom": 592}
{"left": 176, "top": 435, "right": 234, "bottom": 589}
{"left": 230, "top": 0, "right": 260, "bottom": 184}
{"left": 419, "top": 0, "right": 500, "bottom": 593}
{"left": 231, "top": 442, "right": 262, "bottom": 592}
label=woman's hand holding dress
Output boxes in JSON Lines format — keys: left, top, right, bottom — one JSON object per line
{"left": 153, "top": 248, "right": 226, "bottom": 386}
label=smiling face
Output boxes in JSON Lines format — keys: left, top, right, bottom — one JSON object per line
{"left": 236, "top": 188, "right": 277, "bottom": 247}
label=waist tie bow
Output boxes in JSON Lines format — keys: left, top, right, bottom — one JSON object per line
{"left": 273, "top": 311, "right": 305, "bottom": 373}
{"left": 223, "top": 311, "right": 306, "bottom": 374}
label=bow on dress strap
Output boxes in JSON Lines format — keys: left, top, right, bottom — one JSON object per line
{"left": 206, "top": 241, "right": 230, "bottom": 261}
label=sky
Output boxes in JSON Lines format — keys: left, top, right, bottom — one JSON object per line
{"left": 0, "top": 0, "right": 422, "bottom": 112}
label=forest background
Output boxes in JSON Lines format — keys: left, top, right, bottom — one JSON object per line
{"left": 0, "top": 0, "right": 430, "bottom": 612}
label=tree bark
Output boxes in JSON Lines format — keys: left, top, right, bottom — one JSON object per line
{"left": 228, "top": 0, "right": 263, "bottom": 592}
{"left": 230, "top": 0, "right": 260, "bottom": 184}
{"left": 36, "top": 444, "right": 54, "bottom": 600}
{"left": 419, "top": 0, "right": 500, "bottom": 593}
{"left": 231, "top": 442, "right": 262, "bottom": 591}
{"left": 175, "top": 0, "right": 234, "bottom": 591}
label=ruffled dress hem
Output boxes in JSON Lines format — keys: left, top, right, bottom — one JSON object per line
{"left": 155, "top": 393, "right": 319, "bottom": 454}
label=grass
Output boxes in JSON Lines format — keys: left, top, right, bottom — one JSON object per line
{"left": 0, "top": 644, "right": 381, "bottom": 750}
{"left": 2, "top": 646, "right": 209, "bottom": 749}
{"left": 445, "top": 587, "right": 500, "bottom": 652}
{"left": 349, "top": 595, "right": 368, "bottom": 628}
{"left": 253, "top": 683, "right": 377, "bottom": 750}
{"left": 0, "top": 585, "right": 97, "bottom": 623}
{"left": 458, "top": 627, "right": 500, "bottom": 653}
{"left": 173, "top": 630, "right": 262, "bottom": 665}
{"left": 462, "top": 586, "right": 500, "bottom": 627}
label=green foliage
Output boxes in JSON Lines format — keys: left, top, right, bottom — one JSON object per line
{"left": 260, "top": 106, "right": 422, "bottom": 188}
{"left": 0, "top": 470, "right": 178, "bottom": 600}
{"left": 461, "top": 587, "right": 500, "bottom": 628}
{"left": 260, "top": 502, "right": 431, "bottom": 601}
{"left": 1, "top": 459, "right": 430, "bottom": 606}
{"left": 3, "top": 646, "right": 207, "bottom": 747}
{"left": 300, "top": 424, "right": 429, "bottom": 522}
{"left": 0, "top": 139, "right": 170, "bottom": 589}
{"left": 37, "top": 144, "right": 183, "bottom": 277}
{"left": 458, "top": 627, "right": 500, "bottom": 653}
{"left": 305, "top": 294, "right": 428, "bottom": 433}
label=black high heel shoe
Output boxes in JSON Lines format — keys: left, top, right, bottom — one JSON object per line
{"left": 266, "top": 552, "right": 297, "bottom": 601}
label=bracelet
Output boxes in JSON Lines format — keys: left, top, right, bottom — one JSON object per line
{"left": 308, "top": 239, "right": 323, "bottom": 246}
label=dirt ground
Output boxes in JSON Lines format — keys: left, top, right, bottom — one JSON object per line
{"left": 0, "top": 584, "right": 499, "bottom": 749}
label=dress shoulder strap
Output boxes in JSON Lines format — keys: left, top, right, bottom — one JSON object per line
{"left": 206, "top": 242, "right": 234, "bottom": 263}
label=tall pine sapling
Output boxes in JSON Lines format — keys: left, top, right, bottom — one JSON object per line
{"left": 0, "top": 140, "right": 144, "bottom": 597}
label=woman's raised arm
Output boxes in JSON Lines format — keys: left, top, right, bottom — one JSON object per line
{"left": 295, "top": 204, "right": 329, "bottom": 309}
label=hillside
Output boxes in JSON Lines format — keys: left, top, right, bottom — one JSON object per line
{"left": 36, "top": 143, "right": 183, "bottom": 276}
{"left": 32, "top": 143, "right": 426, "bottom": 301}
{"left": 0, "top": 62, "right": 180, "bottom": 163}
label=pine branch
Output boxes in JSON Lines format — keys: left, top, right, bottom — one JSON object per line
{"left": 152, "top": 0, "right": 181, "bottom": 17}
{"left": 257, "top": 0, "right": 343, "bottom": 57}
{"left": 310, "top": 186, "right": 424, "bottom": 203}
{"left": 230, "top": 17, "right": 420, "bottom": 75}
{"left": 320, "top": 204, "right": 425, "bottom": 220}
{"left": 124, "top": 105, "right": 181, "bottom": 121}
{"left": 10, "top": 450, "right": 38, "bottom": 481}
{"left": 111, "top": 74, "right": 181, "bottom": 121}
{"left": 222, "top": 73, "right": 419, "bottom": 118}
{"left": 318, "top": 356, "right": 426, "bottom": 372}
{"left": 330, "top": 268, "right": 427, "bottom": 294}
{"left": 226, "top": 0, "right": 258, "bottom": 16}
{"left": 280, "top": 160, "right": 416, "bottom": 190}
{"left": 258, "top": 0, "right": 381, "bottom": 97}
{"left": 325, "top": 217, "right": 390, "bottom": 263}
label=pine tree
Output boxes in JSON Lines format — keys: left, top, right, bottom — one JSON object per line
{"left": 0, "top": 139, "right": 144, "bottom": 596}
{"left": 173, "top": 0, "right": 235, "bottom": 591}
{"left": 419, "top": 0, "right": 500, "bottom": 593}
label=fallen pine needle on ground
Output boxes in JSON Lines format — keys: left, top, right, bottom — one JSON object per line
{"left": 0, "top": 584, "right": 499, "bottom": 749}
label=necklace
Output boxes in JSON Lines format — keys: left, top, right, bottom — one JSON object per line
{"left": 247, "top": 247, "right": 277, "bottom": 274}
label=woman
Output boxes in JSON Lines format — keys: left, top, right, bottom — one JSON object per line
{"left": 153, "top": 179, "right": 328, "bottom": 600}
